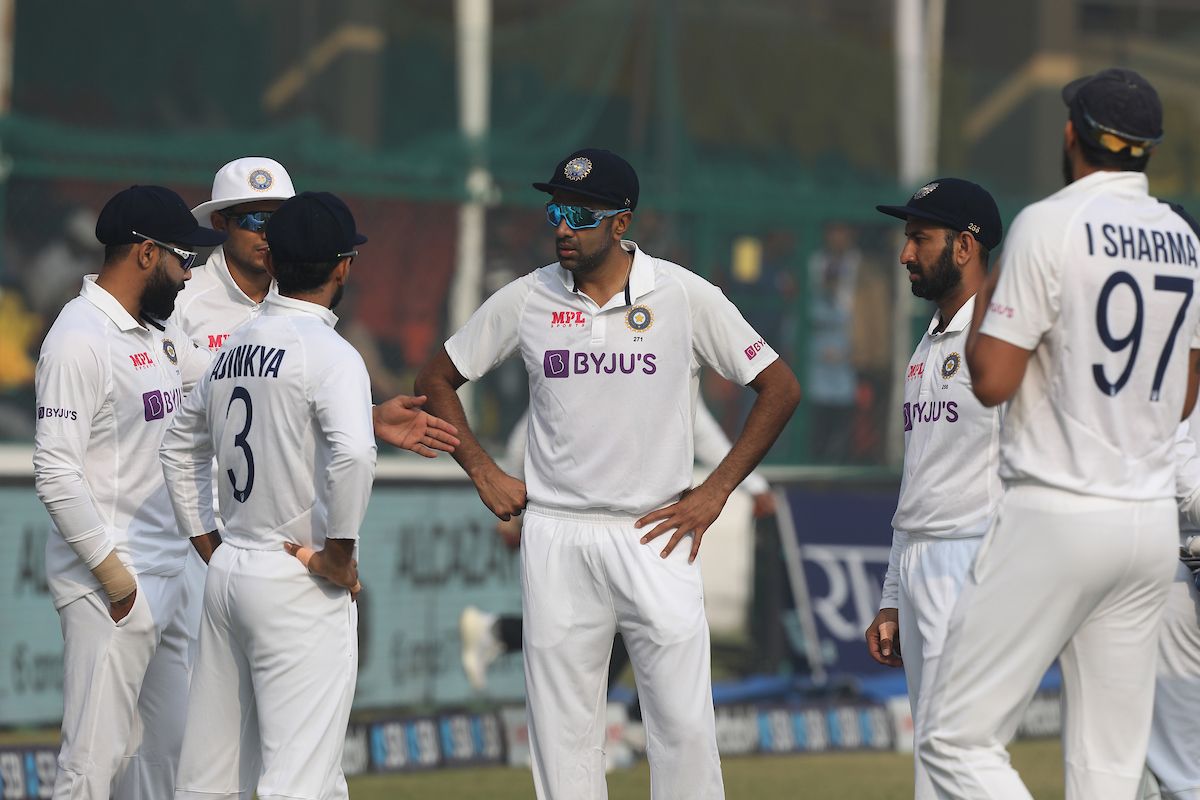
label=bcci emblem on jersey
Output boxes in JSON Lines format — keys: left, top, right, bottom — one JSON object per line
{"left": 564, "top": 157, "right": 593, "bottom": 181}
{"left": 625, "top": 305, "right": 653, "bottom": 332}
{"left": 941, "top": 352, "right": 961, "bottom": 380}
{"left": 162, "top": 338, "right": 178, "bottom": 366}
{"left": 248, "top": 168, "right": 274, "bottom": 191}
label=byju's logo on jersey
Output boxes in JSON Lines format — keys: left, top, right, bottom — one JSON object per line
{"left": 142, "top": 388, "right": 182, "bottom": 421}
{"left": 37, "top": 406, "right": 78, "bottom": 421}
{"left": 129, "top": 351, "right": 155, "bottom": 370}
{"left": 902, "top": 401, "right": 959, "bottom": 432}
{"left": 744, "top": 339, "right": 766, "bottom": 360}
{"left": 551, "top": 311, "right": 587, "bottom": 327}
{"left": 543, "top": 349, "right": 657, "bottom": 378}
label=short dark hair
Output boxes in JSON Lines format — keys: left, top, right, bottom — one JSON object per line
{"left": 272, "top": 259, "right": 340, "bottom": 294}
{"left": 103, "top": 243, "right": 135, "bottom": 265}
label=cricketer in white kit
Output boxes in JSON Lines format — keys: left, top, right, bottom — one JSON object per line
{"left": 865, "top": 177, "right": 1005, "bottom": 798}
{"left": 169, "top": 156, "right": 296, "bottom": 666}
{"left": 162, "top": 191, "right": 375, "bottom": 800}
{"left": 919, "top": 68, "right": 1200, "bottom": 800}
{"left": 1143, "top": 418, "right": 1200, "bottom": 799}
{"left": 34, "top": 185, "right": 225, "bottom": 800}
{"left": 416, "top": 148, "right": 801, "bottom": 800}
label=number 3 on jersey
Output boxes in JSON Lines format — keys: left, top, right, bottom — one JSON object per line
{"left": 1093, "top": 271, "right": 1194, "bottom": 400}
{"left": 226, "top": 386, "right": 255, "bottom": 502}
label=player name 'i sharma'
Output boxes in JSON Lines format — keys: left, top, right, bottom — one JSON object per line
{"left": 1084, "top": 222, "right": 1199, "bottom": 266}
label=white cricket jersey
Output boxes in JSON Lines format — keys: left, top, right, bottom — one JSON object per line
{"left": 34, "top": 276, "right": 211, "bottom": 609}
{"left": 500, "top": 402, "right": 770, "bottom": 495}
{"left": 980, "top": 171, "right": 1200, "bottom": 500}
{"left": 892, "top": 296, "right": 1003, "bottom": 536}
{"left": 161, "top": 294, "right": 376, "bottom": 551}
{"left": 169, "top": 247, "right": 274, "bottom": 352}
{"left": 445, "top": 240, "right": 778, "bottom": 515}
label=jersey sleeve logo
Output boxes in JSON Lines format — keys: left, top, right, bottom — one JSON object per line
{"left": 162, "top": 338, "right": 178, "bottom": 366}
{"left": 940, "top": 352, "right": 961, "bottom": 380}
{"left": 625, "top": 305, "right": 653, "bottom": 332}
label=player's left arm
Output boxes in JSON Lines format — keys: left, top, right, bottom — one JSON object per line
{"left": 637, "top": 359, "right": 801, "bottom": 562}
{"left": 160, "top": 367, "right": 220, "bottom": 560}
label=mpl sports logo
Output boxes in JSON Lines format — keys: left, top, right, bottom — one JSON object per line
{"left": 543, "top": 350, "right": 658, "bottom": 378}
{"left": 129, "top": 351, "right": 155, "bottom": 370}
{"left": 550, "top": 311, "right": 587, "bottom": 328}
{"left": 143, "top": 387, "right": 182, "bottom": 421}
{"left": 902, "top": 400, "right": 959, "bottom": 432}
{"left": 207, "top": 333, "right": 231, "bottom": 350}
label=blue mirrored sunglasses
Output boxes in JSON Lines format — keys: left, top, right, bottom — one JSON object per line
{"left": 132, "top": 231, "right": 198, "bottom": 271}
{"left": 545, "top": 203, "right": 629, "bottom": 230}
{"left": 222, "top": 210, "right": 273, "bottom": 232}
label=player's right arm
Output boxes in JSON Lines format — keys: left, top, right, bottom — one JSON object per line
{"left": 415, "top": 276, "right": 533, "bottom": 521}
{"left": 160, "top": 366, "right": 220, "bottom": 561}
{"left": 33, "top": 334, "right": 137, "bottom": 619}
{"left": 415, "top": 348, "right": 526, "bottom": 520}
{"left": 865, "top": 536, "right": 902, "bottom": 667}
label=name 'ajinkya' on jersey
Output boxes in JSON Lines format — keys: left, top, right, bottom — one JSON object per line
{"left": 892, "top": 296, "right": 1003, "bottom": 537}
{"left": 169, "top": 247, "right": 274, "bottom": 352}
{"left": 161, "top": 293, "right": 376, "bottom": 552}
{"left": 445, "top": 241, "right": 778, "bottom": 516}
{"left": 980, "top": 171, "right": 1200, "bottom": 500}
{"left": 34, "top": 277, "right": 211, "bottom": 609}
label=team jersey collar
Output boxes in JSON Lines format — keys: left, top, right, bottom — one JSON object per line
{"left": 1057, "top": 169, "right": 1149, "bottom": 199}
{"left": 263, "top": 292, "right": 339, "bottom": 328}
{"left": 210, "top": 246, "right": 278, "bottom": 307}
{"left": 79, "top": 274, "right": 142, "bottom": 332}
{"left": 927, "top": 294, "right": 976, "bottom": 337}
{"left": 555, "top": 240, "right": 655, "bottom": 305}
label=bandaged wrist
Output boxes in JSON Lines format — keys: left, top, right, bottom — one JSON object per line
{"left": 91, "top": 551, "right": 136, "bottom": 603}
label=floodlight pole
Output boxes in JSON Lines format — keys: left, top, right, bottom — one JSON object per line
{"left": 450, "top": 0, "right": 493, "bottom": 421}
{"left": 890, "top": 0, "right": 944, "bottom": 466}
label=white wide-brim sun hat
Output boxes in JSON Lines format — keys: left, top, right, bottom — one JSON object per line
{"left": 192, "top": 156, "right": 297, "bottom": 227}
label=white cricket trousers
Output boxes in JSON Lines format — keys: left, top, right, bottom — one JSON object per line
{"left": 1146, "top": 552, "right": 1200, "bottom": 799}
{"left": 174, "top": 544, "right": 358, "bottom": 800}
{"left": 521, "top": 505, "right": 724, "bottom": 800}
{"left": 919, "top": 485, "right": 1177, "bottom": 800}
{"left": 53, "top": 572, "right": 190, "bottom": 800}
{"left": 895, "top": 534, "right": 982, "bottom": 799}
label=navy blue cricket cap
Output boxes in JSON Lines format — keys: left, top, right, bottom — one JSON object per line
{"left": 876, "top": 177, "right": 1003, "bottom": 251}
{"left": 265, "top": 191, "right": 368, "bottom": 263}
{"left": 533, "top": 148, "right": 639, "bottom": 211}
{"left": 1062, "top": 68, "right": 1163, "bottom": 156}
{"left": 95, "top": 185, "right": 227, "bottom": 248}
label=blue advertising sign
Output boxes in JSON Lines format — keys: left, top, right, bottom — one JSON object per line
{"left": 781, "top": 483, "right": 900, "bottom": 675}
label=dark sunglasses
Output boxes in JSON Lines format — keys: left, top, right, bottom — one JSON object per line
{"left": 221, "top": 210, "right": 273, "bottom": 232}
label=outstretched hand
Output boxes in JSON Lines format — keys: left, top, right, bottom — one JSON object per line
{"left": 373, "top": 394, "right": 461, "bottom": 457}
{"left": 634, "top": 483, "right": 729, "bottom": 564}
{"left": 284, "top": 542, "right": 362, "bottom": 600}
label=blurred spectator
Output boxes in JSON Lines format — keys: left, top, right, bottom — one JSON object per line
{"left": 24, "top": 208, "right": 101, "bottom": 317}
{"left": 850, "top": 253, "right": 893, "bottom": 462}
{"left": 805, "top": 222, "right": 859, "bottom": 463}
